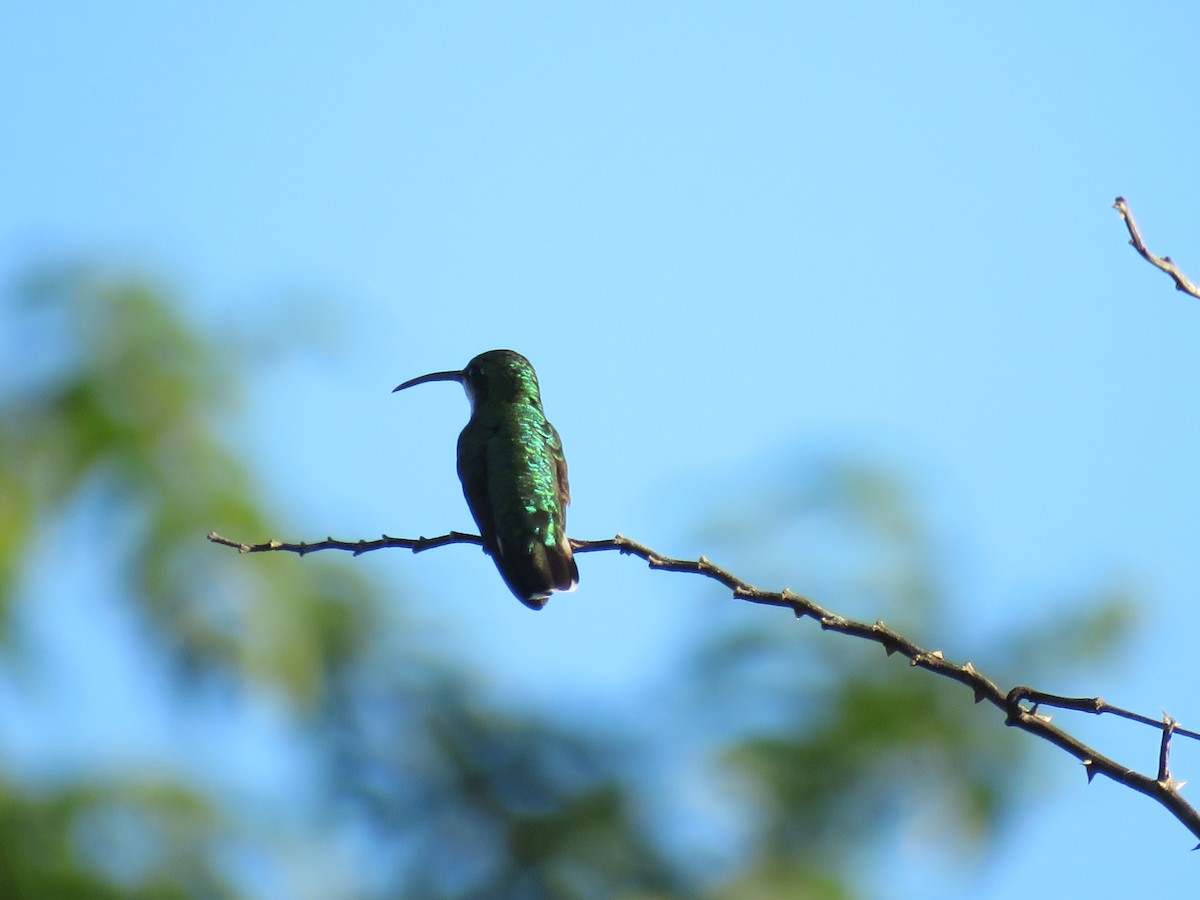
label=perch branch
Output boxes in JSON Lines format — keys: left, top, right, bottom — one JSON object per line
{"left": 207, "top": 529, "right": 1200, "bottom": 845}
{"left": 1113, "top": 196, "right": 1200, "bottom": 299}
{"left": 206, "top": 530, "right": 481, "bottom": 556}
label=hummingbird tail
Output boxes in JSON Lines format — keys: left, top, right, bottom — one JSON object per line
{"left": 499, "top": 536, "right": 578, "bottom": 611}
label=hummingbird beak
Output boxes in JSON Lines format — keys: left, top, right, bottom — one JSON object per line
{"left": 392, "top": 370, "right": 465, "bottom": 393}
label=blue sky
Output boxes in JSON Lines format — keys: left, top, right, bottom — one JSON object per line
{"left": 4, "top": 3, "right": 1200, "bottom": 896}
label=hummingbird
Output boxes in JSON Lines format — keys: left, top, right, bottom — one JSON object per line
{"left": 393, "top": 349, "right": 578, "bottom": 609}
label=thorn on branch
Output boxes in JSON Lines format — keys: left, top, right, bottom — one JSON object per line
{"left": 910, "top": 649, "right": 945, "bottom": 668}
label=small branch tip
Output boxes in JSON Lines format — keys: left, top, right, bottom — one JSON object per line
{"left": 1113, "top": 196, "right": 1200, "bottom": 299}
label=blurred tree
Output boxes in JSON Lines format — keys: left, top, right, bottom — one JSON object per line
{"left": 0, "top": 265, "right": 676, "bottom": 898}
{"left": 694, "top": 463, "right": 1131, "bottom": 897}
{"left": 0, "top": 265, "right": 1128, "bottom": 898}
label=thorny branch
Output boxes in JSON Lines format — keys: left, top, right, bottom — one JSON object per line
{"left": 1114, "top": 196, "right": 1200, "bottom": 299}
{"left": 207, "top": 528, "right": 1200, "bottom": 845}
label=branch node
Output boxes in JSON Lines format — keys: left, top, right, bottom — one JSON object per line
{"left": 910, "top": 649, "right": 945, "bottom": 667}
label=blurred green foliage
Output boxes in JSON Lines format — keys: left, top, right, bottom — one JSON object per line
{"left": 0, "top": 266, "right": 1127, "bottom": 898}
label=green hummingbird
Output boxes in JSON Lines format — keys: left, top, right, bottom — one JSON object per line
{"left": 393, "top": 349, "right": 578, "bottom": 609}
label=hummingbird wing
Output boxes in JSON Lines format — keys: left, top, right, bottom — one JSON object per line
{"left": 457, "top": 424, "right": 500, "bottom": 558}
{"left": 549, "top": 422, "right": 571, "bottom": 508}
{"left": 543, "top": 421, "right": 578, "bottom": 593}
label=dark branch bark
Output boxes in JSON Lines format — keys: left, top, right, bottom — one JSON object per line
{"left": 207, "top": 528, "right": 1200, "bottom": 845}
{"left": 207, "top": 530, "right": 482, "bottom": 556}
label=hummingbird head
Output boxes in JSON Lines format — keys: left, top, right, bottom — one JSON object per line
{"left": 393, "top": 349, "right": 542, "bottom": 412}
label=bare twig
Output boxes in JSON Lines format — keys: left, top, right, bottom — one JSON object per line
{"left": 1158, "top": 716, "right": 1181, "bottom": 790}
{"left": 206, "top": 530, "right": 482, "bottom": 555}
{"left": 1113, "top": 196, "right": 1200, "bottom": 299}
{"left": 208, "top": 528, "right": 1200, "bottom": 844}
{"left": 1006, "top": 687, "right": 1200, "bottom": 742}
